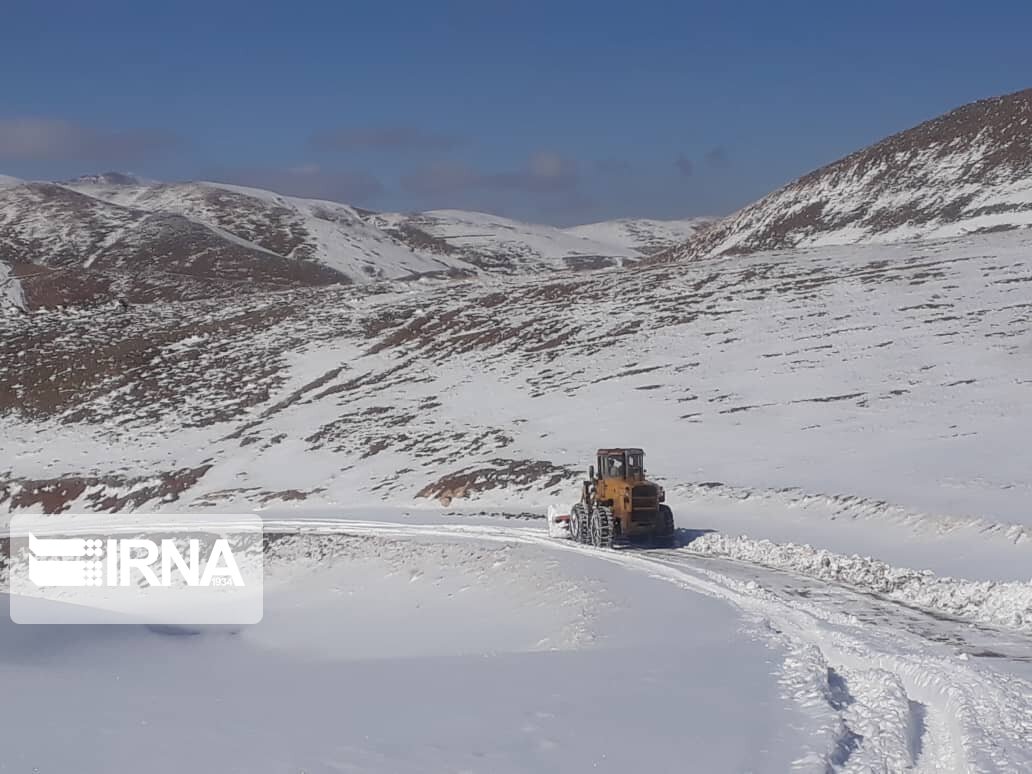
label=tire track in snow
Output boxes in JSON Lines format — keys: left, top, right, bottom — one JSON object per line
{"left": 575, "top": 541, "right": 1031, "bottom": 773}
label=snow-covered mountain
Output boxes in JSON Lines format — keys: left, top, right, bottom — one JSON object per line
{"left": 364, "top": 209, "right": 640, "bottom": 272}
{"left": 563, "top": 216, "right": 712, "bottom": 254}
{"left": 0, "top": 175, "right": 666, "bottom": 307}
{"left": 62, "top": 177, "right": 467, "bottom": 282}
{"left": 0, "top": 180, "right": 353, "bottom": 307}
{"left": 666, "top": 87, "right": 1032, "bottom": 260}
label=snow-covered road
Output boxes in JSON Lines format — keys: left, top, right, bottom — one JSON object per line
{"left": 254, "top": 516, "right": 1032, "bottom": 773}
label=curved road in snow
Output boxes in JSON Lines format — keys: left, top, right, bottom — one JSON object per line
{"left": 265, "top": 517, "right": 1032, "bottom": 773}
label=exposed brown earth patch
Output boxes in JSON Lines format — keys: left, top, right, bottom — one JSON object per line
{"left": 416, "top": 459, "right": 579, "bottom": 505}
{"left": 0, "top": 465, "right": 211, "bottom": 514}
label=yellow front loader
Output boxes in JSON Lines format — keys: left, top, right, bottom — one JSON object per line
{"left": 561, "top": 448, "right": 675, "bottom": 548}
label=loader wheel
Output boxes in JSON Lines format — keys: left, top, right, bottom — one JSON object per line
{"left": 654, "top": 504, "right": 676, "bottom": 548}
{"left": 570, "top": 503, "right": 588, "bottom": 543}
{"left": 589, "top": 506, "right": 613, "bottom": 549}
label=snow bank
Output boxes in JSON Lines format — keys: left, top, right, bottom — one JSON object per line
{"left": 546, "top": 502, "right": 574, "bottom": 538}
{"left": 686, "top": 532, "right": 1032, "bottom": 632}
{"left": 673, "top": 481, "right": 1032, "bottom": 545}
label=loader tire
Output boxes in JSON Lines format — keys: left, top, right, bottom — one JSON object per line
{"left": 590, "top": 505, "right": 613, "bottom": 549}
{"left": 571, "top": 503, "right": 589, "bottom": 544}
{"left": 654, "top": 504, "right": 676, "bottom": 548}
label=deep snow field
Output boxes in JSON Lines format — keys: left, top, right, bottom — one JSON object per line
{"left": 3, "top": 228, "right": 1032, "bottom": 772}
{"left": 1, "top": 533, "right": 817, "bottom": 774}
{"left": 4, "top": 519, "right": 1031, "bottom": 773}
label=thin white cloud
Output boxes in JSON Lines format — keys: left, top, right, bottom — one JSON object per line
{"left": 0, "top": 118, "right": 179, "bottom": 161}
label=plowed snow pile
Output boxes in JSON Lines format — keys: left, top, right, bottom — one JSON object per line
{"left": 686, "top": 532, "right": 1032, "bottom": 632}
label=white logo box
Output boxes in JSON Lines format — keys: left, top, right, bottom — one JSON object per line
{"left": 9, "top": 513, "right": 263, "bottom": 625}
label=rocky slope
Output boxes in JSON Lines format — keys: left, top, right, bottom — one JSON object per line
{"left": 0, "top": 180, "right": 361, "bottom": 307}
{"left": 2, "top": 224, "right": 1029, "bottom": 516}
{"left": 63, "top": 177, "right": 468, "bottom": 282}
{"left": 665, "top": 87, "right": 1032, "bottom": 260}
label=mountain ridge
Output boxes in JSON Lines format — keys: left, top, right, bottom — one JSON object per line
{"left": 661, "top": 87, "right": 1032, "bottom": 261}
{"left": 7, "top": 86, "right": 1032, "bottom": 310}
{"left": 1, "top": 174, "right": 705, "bottom": 309}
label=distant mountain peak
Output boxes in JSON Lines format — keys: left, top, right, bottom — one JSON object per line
{"left": 798, "top": 86, "right": 1032, "bottom": 189}
{"left": 61, "top": 171, "right": 144, "bottom": 187}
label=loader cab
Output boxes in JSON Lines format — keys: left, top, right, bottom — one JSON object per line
{"left": 595, "top": 448, "right": 645, "bottom": 482}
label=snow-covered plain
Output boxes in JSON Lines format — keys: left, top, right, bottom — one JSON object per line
{"left": 0, "top": 532, "right": 825, "bottom": 774}
{"left": 564, "top": 215, "right": 713, "bottom": 254}
{"left": 366, "top": 208, "right": 641, "bottom": 273}
{"left": 3, "top": 227, "right": 1032, "bottom": 771}
{"left": 8, "top": 519, "right": 1029, "bottom": 772}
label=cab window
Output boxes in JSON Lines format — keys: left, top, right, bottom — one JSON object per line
{"left": 604, "top": 454, "right": 624, "bottom": 477}
{"left": 627, "top": 453, "right": 643, "bottom": 475}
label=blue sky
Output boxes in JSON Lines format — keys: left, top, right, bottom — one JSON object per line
{"left": 1, "top": 0, "right": 1030, "bottom": 224}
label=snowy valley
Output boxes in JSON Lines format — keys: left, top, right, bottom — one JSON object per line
{"left": 3, "top": 88, "right": 1032, "bottom": 773}
{"left": 0, "top": 173, "right": 701, "bottom": 309}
